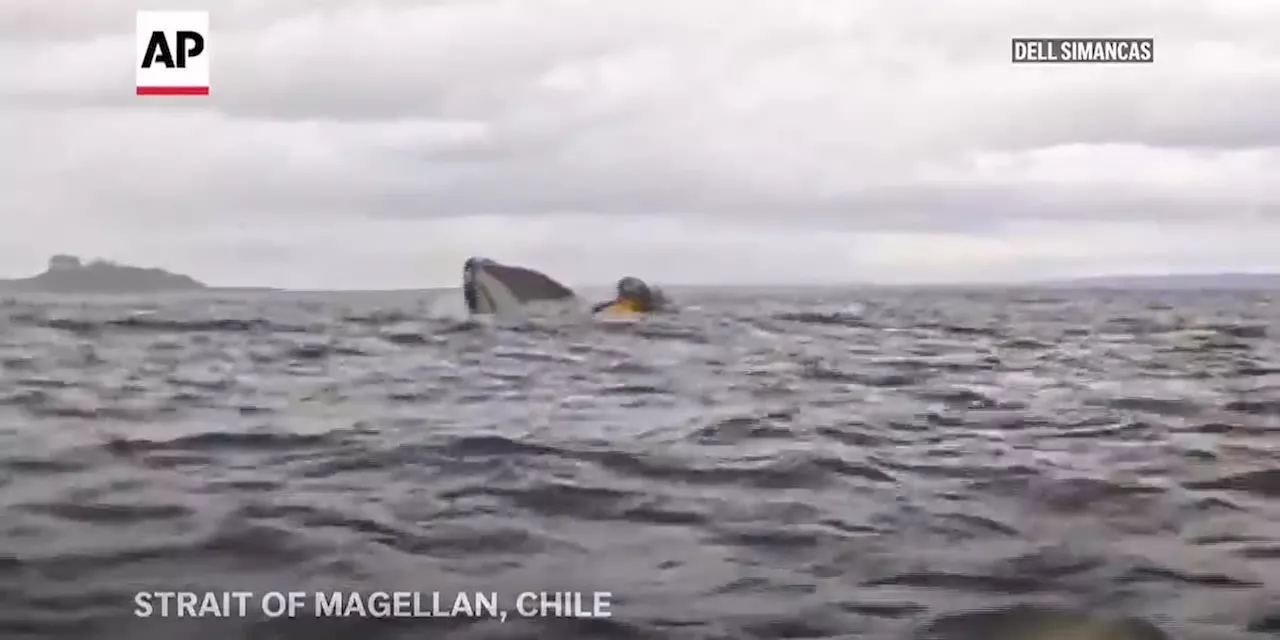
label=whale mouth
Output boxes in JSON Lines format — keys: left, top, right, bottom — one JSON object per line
{"left": 462, "top": 257, "right": 489, "bottom": 313}
{"left": 462, "top": 257, "right": 575, "bottom": 315}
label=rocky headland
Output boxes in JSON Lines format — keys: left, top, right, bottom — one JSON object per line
{"left": 0, "top": 255, "right": 209, "bottom": 293}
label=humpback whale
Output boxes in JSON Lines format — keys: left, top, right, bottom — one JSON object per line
{"left": 463, "top": 257, "right": 577, "bottom": 315}
{"left": 461, "top": 258, "right": 672, "bottom": 321}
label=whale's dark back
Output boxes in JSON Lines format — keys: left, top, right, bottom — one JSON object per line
{"left": 485, "top": 263, "right": 575, "bottom": 301}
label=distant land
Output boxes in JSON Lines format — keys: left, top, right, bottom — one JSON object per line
{"left": 0, "top": 255, "right": 275, "bottom": 294}
{"left": 1035, "top": 273, "right": 1280, "bottom": 290}
{"left": 655, "top": 273, "right": 1280, "bottom": 292}
{"left": 866, "top": 273, "right": 1280, "bottom": 291}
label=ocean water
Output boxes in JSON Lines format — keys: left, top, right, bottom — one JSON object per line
{"left": 0, "top": 287, "right": 1277, "bottom": 640}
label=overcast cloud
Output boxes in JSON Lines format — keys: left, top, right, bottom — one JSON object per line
{"left": 1, "top": 0, "right": 1277, "bottom": 288}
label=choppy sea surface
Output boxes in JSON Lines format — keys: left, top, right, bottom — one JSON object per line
{"left": 1, "top": 287, "right": 1278, "bottom": 640}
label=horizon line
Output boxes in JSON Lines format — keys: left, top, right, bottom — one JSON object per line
{"left": 207, "top": 271, "right": 1280, "bottom": 293}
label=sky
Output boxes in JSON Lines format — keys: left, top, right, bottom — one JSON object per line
{"left": 1, "top": 0, "right": 1277, "bottom": 289}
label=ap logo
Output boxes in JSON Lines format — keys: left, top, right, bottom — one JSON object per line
{"left": 136, "top": 11, "right": 209, "bottom": 95}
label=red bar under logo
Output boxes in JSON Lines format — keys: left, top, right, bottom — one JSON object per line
{"left": 136, "top": 86, "right": 209, "bottom": 96}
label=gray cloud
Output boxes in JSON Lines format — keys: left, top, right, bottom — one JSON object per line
{"left": 1, "top": 0, "right": 1278, "bottom": 287}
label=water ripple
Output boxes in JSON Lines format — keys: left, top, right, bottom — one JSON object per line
{"left": 0, "top": 288, "right": 1278, "bottom": 639}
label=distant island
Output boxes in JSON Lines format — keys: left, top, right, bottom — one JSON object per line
{"left": 0, "top": 255, "right": 216, "bottom": 293}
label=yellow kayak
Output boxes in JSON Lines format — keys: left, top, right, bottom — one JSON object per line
{"left": 597, "top": 298, "right": 642, "bottom": 320}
